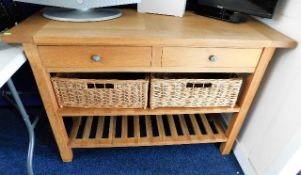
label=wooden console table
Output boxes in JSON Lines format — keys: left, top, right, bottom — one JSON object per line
{"left": 2, "top": 9, "right": 296, "bottom": 162}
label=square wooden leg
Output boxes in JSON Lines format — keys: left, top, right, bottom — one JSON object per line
{"left": 219, "top": 48, "right": 276, "bottom": 155}
{"left": 23, "top": 44, "right": 74, "bottom": 162}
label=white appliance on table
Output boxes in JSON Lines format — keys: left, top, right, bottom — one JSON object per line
{"left": 138, "top": 0, "right": 187, "bottom": 17}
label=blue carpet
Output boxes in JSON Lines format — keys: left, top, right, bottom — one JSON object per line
{"left": 0, "top": 108, "right": 243, "bottom": 175}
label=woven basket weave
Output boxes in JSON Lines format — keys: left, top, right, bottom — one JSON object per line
{"left": 150, "top": 74, "right": 243, "bottom": 109}
{"left": 51, "top": 74, "right": 149, "bottom": 109}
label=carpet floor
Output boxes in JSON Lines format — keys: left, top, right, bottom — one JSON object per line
{"left": 0, "top": 107, "right": 244, "bottom": 175}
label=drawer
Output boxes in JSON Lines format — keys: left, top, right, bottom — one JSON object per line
{"left": 39, "top": 46, "right": 152, "bottom": 68}
{"left": 162, "top": 47, "right": 262, "bottom": 68}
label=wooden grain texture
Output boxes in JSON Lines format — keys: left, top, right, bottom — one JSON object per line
{"left": 59, "top": 106, "right": 240, "bottom": 117}
{"left": 1, "top": 12, "right": 48, "bottom": 43}
{"left": 2, "top": 10, "right": 296, "bottom": 48}
{"left": 95, "top": 117, "right": 105, "bottom": 139}
{"left": 69, "top": 118, "right": 81, "bottom": 140}
{"left": 167, "top": 115, "right": 178, "bottom": 139}
{"left": 156, "top": 115, "right": 165, "bottom": 140}
{"left": 200, "top": 114, "right": 214, "bottom": 136}
{"left": 211, "top": 118, "right": 224, "bottom": 135}
{"left": 189, "top": 114, "right": 202, "bottom": 139}
{"left": 83, "top": 117, "right": 93, "bottom": 139}
{"left": 246, "top": 19, "right": 297, "bottom": 48}
{"left": 134, "top": 116, "right": 140, "bottom": 143}
{"left": 145, "top": 115, "right": 153, "bottom": 141}
{"left": 108, "top": 116, "right": 116, "bottom": 143}
{"left": 179, "top": 115, "right": 190, "bottom": 138}
{"left": 152, "top": 46, "right": 163, "bottom": 67}
{"left": 220, "top": 48, "right": 276, "bottom": 155}
{"left": 23, "top": 44, "right": 73, "bottom": 162}
{"left": 122, "top": 116, "right": 128, "bottom": 139}
{"left": 162, "top": 47, "right": 262, "bottom": 68}
{"left": 39, "top": 46, "right": 152, "bottom": 68}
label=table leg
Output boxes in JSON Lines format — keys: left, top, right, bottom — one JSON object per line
{"left": 7, "top": 79, "right": 40, "bottom": 175}
{"left": 23, "top": 44, "right": 73, "bottom": 162}
{"left": 220, "top": 48, "right": 275, "bottom": 154}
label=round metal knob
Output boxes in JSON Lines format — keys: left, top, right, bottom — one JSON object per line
{"left": 209, "top": 55, "right": 217, "bottom": 63}
{"left": 91, "top": 55, "right": 101, "bottom": 62}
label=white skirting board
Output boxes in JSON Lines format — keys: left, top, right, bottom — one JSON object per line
{"left": 233, "top": 141, "right": 257, "bottom": 175}
{"left": 221, "top": 115, "right": 257, "bottom": 175}
{"left": 222, "top": 115, "right": 301, "bottom": 175}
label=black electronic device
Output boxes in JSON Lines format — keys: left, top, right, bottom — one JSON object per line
{"left": 193, "top": 0, "right": 279, "bottom": 23}
{"left": 0, "top": 0, "right": 10, "bottom": 31}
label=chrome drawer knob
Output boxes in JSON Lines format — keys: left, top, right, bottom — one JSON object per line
{"left": 209, "top": 55, "right": 217, "bottom": 63}
{"left": 91, "top": 55, "right": 101, "bottom": 62}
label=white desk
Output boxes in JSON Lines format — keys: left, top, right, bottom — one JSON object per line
{"left": 0, "top": 42, "right": 38, "bottom": 175}
{"left": 0, "top": 43, "right": 26, "bottom": 87}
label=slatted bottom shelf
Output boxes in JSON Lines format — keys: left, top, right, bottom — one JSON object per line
{"left": 67, "top": 114, "right": 227, "bottom": 148}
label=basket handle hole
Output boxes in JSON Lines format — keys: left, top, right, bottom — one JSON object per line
{"left": 87, "top": 83, "right": 114, "bottom": 89}
{"left": 87, "top": 83, "right": 95, "bottom": 89}
{"left": 186, "top": 83, "right": 194, "bottom": 88}
{"left": 186, "top": 83, "right": 212, "bottom": 88}
{"left": 96, "top": 84, "right": 105, "bottom": 89}
{"left": 106, "top": 84, "right": 114, "bottom": 89}
{"left": 203, "top": 83, "right": 212, "bottom": 88}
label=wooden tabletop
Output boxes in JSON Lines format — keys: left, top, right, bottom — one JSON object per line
{"left": 1, "top": 9, "right": 297, "bottom": 48}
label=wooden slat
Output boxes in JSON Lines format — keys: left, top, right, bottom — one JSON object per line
{"left": 69, "top": 117, "right": 82, "bottom": 140}
{"left": 83, "top": 117, "right": 93, "bottom": 139}
{"left": 59, "top": 106, "right": 241, "bottom": 117}
{"left": 167, "top": 115, "right": 178, "bottom": 139}
{"left": 178, "top": 115, "right": 190, "bottom": 138}
{"left": 189, "top": 114, "right": 203, "bottom": 138}
{"left": 200, "top": 114, "right": 214, "bottom": 136}
{"left": 134, "top": 116, "right": 140, "bottom": 143}
{"left": 95, "top": 116, "right": 105, "bottom": 139}
{"left": 69, "top": 115, "right": 228, "bottom": 148}
{"left": 122, "top": 116, "right": 128, "bottom": 139}
{"left": 211, "top": 118, "right": 225, "bottom": 135}
{"left": 145, "top": 116, "right": 153, "bottom": 139}
{"left": 156, "top": 115, "right": 165, "bottom": 140}
{"left": 108, "top": 116, "right": 116, "bottom": 142}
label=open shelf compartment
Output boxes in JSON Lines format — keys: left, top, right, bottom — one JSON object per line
{"left": 67, "top": 114, "right": 227, "bottom": 148}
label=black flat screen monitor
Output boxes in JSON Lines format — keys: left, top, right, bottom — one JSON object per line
{"left": 196, "top": 0, "right": 279, "bottom": 18}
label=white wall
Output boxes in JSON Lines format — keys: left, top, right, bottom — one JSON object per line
{"left": 234, "top": 0, "right": 301, "bottom": 174}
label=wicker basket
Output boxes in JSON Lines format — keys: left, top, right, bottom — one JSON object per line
{"left": 150, "top": 74, "right": 243, "bottom": 109}
{"left": 51, "top": 74, "right": 149, "bottom": 109}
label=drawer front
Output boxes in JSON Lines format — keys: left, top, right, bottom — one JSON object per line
{"left": 39, "top": 46, "right": 152, "bottom": 68}
{"left": 162, "top": 47, "right": 262, "bottom": 68}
